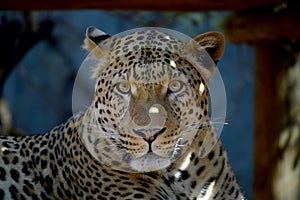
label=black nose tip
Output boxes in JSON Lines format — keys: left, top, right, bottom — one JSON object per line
{"left": 133, "top": 127, "right": 166, "bottom": 142}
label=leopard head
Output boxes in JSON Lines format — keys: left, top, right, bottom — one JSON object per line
{"left": 78, "top": 27, "right": 224, "bottom": 172}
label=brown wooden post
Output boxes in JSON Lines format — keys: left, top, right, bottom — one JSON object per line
{"left": 224, "top": 8, "right": 300, "bottom": 199}
{"left": 254, "top": 41, "right": 300, "bottom": 199}
{"left": 253, "top": 42, "right": 282, "bottom": 199}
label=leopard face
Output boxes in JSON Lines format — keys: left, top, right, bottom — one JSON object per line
{"left": 79, "top": 27, "right": 224, "bottom": 172}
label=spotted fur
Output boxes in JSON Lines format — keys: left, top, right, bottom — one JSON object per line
{"left": 0, "top": 27, "right": 244, "bottom": 199}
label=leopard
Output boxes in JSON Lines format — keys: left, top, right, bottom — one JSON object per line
{"left": 0, "top": 26, "right": 244, "bottom": 200}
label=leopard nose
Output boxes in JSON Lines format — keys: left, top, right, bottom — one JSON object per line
{"left": 133, "top": 128, "right": 166, "bottom": 142}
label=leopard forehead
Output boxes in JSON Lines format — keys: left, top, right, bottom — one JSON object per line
{"left": 95, "top": 30, "right": 195, "bottom": 76}
{"left": 100, "top": 29, "right": 184, "bottom": 55}
{"left": 96, "top": 33, "right": 202, "bottom": 83}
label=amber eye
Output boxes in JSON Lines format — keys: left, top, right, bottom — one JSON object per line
{"left": 168, "top": 80, "right": 184, "bottom": 93}
{"left": 116, "top": 81, "right": 131, "bottom": 94}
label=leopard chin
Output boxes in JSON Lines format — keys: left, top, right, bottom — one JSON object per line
{"left": 129, "top": 153, "right": 171, "bottom": 172}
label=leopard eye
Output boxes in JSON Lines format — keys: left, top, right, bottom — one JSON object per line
{"left": 168, "top": 80, "right": 184, "bottom": 93}
{"left": 116, "top": 81, "right": 131, "bottom": 94}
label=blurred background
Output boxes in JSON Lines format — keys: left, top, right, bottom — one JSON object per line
{"left": 0, "top": 1, "right": 299, "bottom": 199}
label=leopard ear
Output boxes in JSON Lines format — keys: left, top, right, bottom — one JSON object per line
{"left": 83, "top": 26, "right": 111, "bottom": 57}
{"left": 186, "top": 32, "right": 225, "bottom": 81}
{"left": 82, "top": 27, "right": 112, "bottom": 78}
{"left": 193, "top": 31, "right": 225, "bottom": 65}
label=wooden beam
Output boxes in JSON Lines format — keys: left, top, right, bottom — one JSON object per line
{"left": 224, "top": 5, "right": 300, "bottom": 199}
{"left": 223, "top": 7, "right": 300, "bottom": 43}
{"left": 0, "top": 0, "right": 285, "bottom": 11}
{"left": 253, "top": 40, "right": 300, "bottom": 200}
{"left": 253, "top": 42, "right": 285, "bottom": 200}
